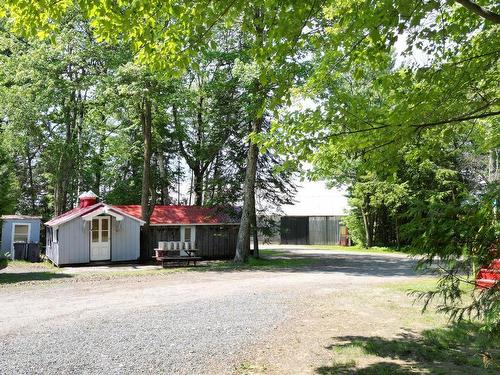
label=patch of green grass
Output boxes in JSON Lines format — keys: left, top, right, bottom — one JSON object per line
{"left": 381, "top": 278, "right": 475, "bottom": 294}
{"left": 209, "top": 256, "right": 316, "bottom": 270}
{"left": 71, "top": 267, "right": 186, "bottom": 280}
{"left": 317, "top": 361, "right": 412, "bottom": 375}
{"left": 306, "top": 245, "right": 410, "bottom": 255}
{"left": 323, "top": 322, "right": 499, "bottom": 374}
{"left": 332, "top": 344, "right": 368, "bottom": 358}
{"left": 6, "top": 259, "right": 56, "bottom": 269}
{"left": 0, "top": 271, "right": 72, "bottom": 285}
{"left": 237, "top": 361, "right": 268, "bottom": 374}
{"left": 259, "top": 249, "right": 285, "bottom": 256}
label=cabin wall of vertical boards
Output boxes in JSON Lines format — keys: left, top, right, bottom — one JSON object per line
{"left": 57, "top": 217, "right": 90, "bottom": 265}
{"left": 148, "top": 224, "right": 239, "bottom": 259}
{"left": 111, "top": 215, "right": 140, "bottom": 262}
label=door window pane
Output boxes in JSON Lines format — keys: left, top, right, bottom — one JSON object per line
{"left": 92, "top": 219, "right": 99, "bottom": 230}
{"left": 92, "top": 229, "right": 99, "bottom": 242}
{"left": 13, "top": 224, "right": 29, "bottom": 242}
{"left": 102, "top": 219, "right": 108, "bottom": 230}
{"left": 101, "top": 230, "right": 109, "bottom": 242}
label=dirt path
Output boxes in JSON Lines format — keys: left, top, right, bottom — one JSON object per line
{"left": 0, "top": 250, "right": 426, "bottom": 374}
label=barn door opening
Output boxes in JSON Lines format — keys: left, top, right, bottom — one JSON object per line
{"left": 90, "top": 217, "right": 111, "bottom": 261}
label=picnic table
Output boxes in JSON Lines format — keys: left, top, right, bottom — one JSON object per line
{"left": 153, "top": 248, "right": 202, "bottom": 267}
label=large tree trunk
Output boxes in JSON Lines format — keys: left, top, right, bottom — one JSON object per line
{"left": 193, "top": 169, "right": 204, "bottom": 206}
{"left": 234, "top": 6, "right": 265, "bottom": 263}
{"left": 54, "top": 95, "right": 77, "bottom": 216}
{"left": 234, "top": 118, "right": 262, "bottom": 263}
{"left": 140, "top": 97, "right": 154, "bottom": 261}
{"left": 157, "top": 154, "right": 170, "bottom": 205}
{"left": 488, "top": 149, "right": 498, "bottom": 182}
{"left": 395, "top": 215, "right": 400, "bottom": 249}
{"left": 251, "top": 198, "right": 259, "bottom": 258}
{"left": 26, "top": 145, "right": 36, "bottom": 214}
{"left": 361, "top": 195, "right": 373, "bottom": 248}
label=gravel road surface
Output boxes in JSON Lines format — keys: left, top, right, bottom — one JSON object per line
{"left": 0, "top": 248, "right": 419, "bottom": 374}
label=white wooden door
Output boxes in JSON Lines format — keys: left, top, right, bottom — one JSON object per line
{"left": 90, "top": 217, "right": 110, "bottom": 261}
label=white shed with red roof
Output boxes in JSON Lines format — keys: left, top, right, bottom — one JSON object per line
{"left": 45, "top": 192, "right": 145, "bottom": 266}
{"left": 45, "top": 192, "right": 240, "bottom": 265}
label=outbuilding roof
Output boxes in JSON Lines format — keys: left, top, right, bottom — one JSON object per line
{"left": 0, "top": 215, "right": 42, "bottom": 220}
{"left": 45, "top": 203, "right": 238, "bottom": 227}
{"left": 45, "top": 203, "right": 146, "bottom": 226}
{"left": 114, "top": 205, "right": 239, "bottom": 225}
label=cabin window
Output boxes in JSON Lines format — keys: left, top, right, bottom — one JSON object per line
{"left": 181, "top": 226, "right": 195, "bottom": 243}
{"left": 13, "top": 223, "right": 30, "bottom": 243}
{"left": 54, "top": 228, "right": 59, "bottom": 243}
{"left": 92, "top": 219, "right": 99, "bottom": 242}
{"left": 101, "top": 217, "right": 109, "bottom": 242}
{"left": 185, "top": 227, "right": 192, "bottom": 242}
{"left": 47, "top": 228, "right": 52, "bottom": 245}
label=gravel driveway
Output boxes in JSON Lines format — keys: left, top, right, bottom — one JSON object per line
{"left": 0, "top": 248, "right": 420, "bottom": 374}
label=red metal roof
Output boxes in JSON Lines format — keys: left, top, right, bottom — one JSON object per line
{"left": 45, "top": 203, "right": 104, "bottom": 226}
{"left": 113, "top": 205, "right": 239, "bottom": 225}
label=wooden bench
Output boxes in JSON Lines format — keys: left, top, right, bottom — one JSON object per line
{"left": 153, "top": 249, "right": 202, "bottom": 267}
{"left": 156, "top": 256, "right": 202, "bottom": 267}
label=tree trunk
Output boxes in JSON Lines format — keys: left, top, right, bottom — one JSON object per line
{"left": 361, "top": 195, "right": 373, "bottom": 248}
{"left": 210, "top": 152, "right": 220, "bottom": 202}
{"left": 94, "top": 138, "right": 104, "bottom": 196}
{"left": 54, "top": 99, "right": 76, "bottom": 216}
{"left": 26, "top": 146, "right": 36, "bottom": 214}
{"left": 252, "top": 198, "right": 259, "bottom": 258}
{"left": 234, "top": 6, "right": 265, "bottom": 263}
{"left": 488, "top": 149, "right": 498, "bottom": 182}
{"left": 455, "top": 0, "right": 500, "bottom": 24}
{"left": 157, "top": 154, "right": 170, "bottom": 204}
{"left": 140, "top": 97, "right": 154, "bottom": 261}
{"left": 193, "top": 169, "right": 204, "bottom": 206}
{"left": 234, "top": 118, "right": 262, "bottom": 263}
{"left": 395, "top": 215, "right": 400, "bottom": 249}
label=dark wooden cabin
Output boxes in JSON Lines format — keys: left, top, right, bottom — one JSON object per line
{"left": 115, "top": 205, "right": 240, "bottom": 259}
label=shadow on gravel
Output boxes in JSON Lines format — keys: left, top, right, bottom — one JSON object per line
{"left": 0, "top": 272, "right": 73, "bottom": 285}
{"left": 317, "top": 322, "right": 499, "bottom": 374}
{"left": 200, "top": 253, "right": 419, "bottom": 278}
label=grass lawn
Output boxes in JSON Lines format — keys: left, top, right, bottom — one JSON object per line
{"left": 300, "top": 245, "right": 412, "bottom": 255}
{"left": 321, "top": 320, "right": 499, "bottom": 375}
{"left": 316, "top": 279, "right": 499, "bottom": 375}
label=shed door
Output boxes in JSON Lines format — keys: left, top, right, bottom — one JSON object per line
{"left": 90, "top": 217, "right": 110, "bottom": 261}
{"left": 13, "top": 224, "right": 30, "bottom": 243}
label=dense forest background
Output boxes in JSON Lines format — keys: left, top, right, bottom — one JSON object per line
{"left": 0, "top": 14, "right": 296, "bottom": 225}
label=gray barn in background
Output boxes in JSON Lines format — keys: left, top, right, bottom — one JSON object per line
{"left": 280, "top": 215, "right": 349, "bottom": 246}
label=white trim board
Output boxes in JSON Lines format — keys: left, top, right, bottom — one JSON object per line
{"left": 10, "top": 222, "right": 31, "bottom": 257}
{"left": 82, "top": 206, "right": 124, "bottom": 222}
